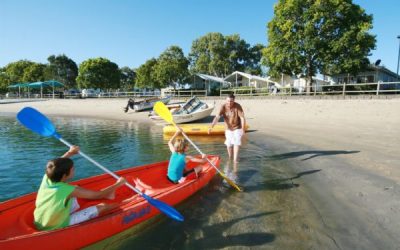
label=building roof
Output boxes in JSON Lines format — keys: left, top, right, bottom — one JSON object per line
{"left": 368, "top": 65, "right": 399, "bottom": 78}
{"left": 224, "top": 71, "right": 281, "bottom": 87}
{"left": 196, "top": 73, "right": 229, "bottom": 84}
{"left": 329, "top": 64, "right": 399, "bottom": 78}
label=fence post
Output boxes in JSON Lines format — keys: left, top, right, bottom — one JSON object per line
{"left": 342, "top": 82, "right": 346, "bottom": 96}
{"left": 289, "top": 85, "right": 292, "bottom": 96}
{"left": 313, "top": 83, "right": 317, "bottom": 96}
{"left": 376, "top": 81, "right": 380, "bottom": 96}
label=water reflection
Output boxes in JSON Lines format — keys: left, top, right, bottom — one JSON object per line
{"left": 0, "top": 116, "right": 232, "bottom": 201}
{"left": 222, "top": 160, "right": 239, "bottom": 184}
{"left": 1, "top": 115, "right": 311, "bottom": 249}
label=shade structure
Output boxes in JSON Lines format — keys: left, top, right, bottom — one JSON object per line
{"left": 44, "top": 80, "right": 64, "bottom": 99}
{"left": 27, "top": 81, "right": 45, "bottom": 88}
{"left": 7, "top": 81, "right": 64, "bottom": 98}
{"left": 43, "top": 80, "right": 64, "bottom": 87}
{"left": 28, "top": 80, "right": 64, "bottom": 98}
{"left": 7, "top": 83, "right": 31, "bottom": 98}
{"left": 28, "top": 82, "right": 45, "bottom": 98}
{"left": 8, "top": 83, "right": 26, "bottom": 88}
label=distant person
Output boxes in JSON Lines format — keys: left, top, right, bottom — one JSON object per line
{"left": 208, "top": 93, "right": 246, "bottom": 162}
{"left": 166, "top": 129, "right": 207, "bottom": 184}
{"left": 34, "top": 145, "right": 127, "bottom": 231}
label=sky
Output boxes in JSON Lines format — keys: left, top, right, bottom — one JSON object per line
{"left": 1, "top": 0, "right": 400, "bottom": 73}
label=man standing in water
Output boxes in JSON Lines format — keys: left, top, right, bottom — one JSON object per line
{"left": 208, "top": 93, "right": 246, "bottom": 162}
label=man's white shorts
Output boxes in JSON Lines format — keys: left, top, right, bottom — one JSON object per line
{"left": 225, "top": 129, "right": 243, "bottom": 147}
{"left": 69, "top": 197, "right": 99, "bottom": 226}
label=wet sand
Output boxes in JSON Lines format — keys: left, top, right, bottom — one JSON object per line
{"left": 1, "top": 97, "right": 400, "bottom": 249}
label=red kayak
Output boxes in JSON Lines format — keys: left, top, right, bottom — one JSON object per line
{"left": 0, "top": 155, "right": 220, "bottom": 249}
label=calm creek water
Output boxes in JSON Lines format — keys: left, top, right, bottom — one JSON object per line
{"left": 1, "top": 115, "right": 317, "bottom": 249}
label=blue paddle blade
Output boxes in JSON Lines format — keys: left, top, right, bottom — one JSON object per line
{"left": 17, "top": 107, "right": 60, "bottom": 139}
{"left": 17, "top": 107, "right": 184, "bottom": 222}
{"left": 142, "top": 194, "right": 184, "bottom": 222}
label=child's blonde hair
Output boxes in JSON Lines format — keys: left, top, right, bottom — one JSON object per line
{"left": 174, "top": 138, "right": 188, "bottom": 153}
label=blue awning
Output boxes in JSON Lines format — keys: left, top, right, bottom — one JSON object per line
{"left": 7, "top": 83, "right": 30, "bottom": 88}
{"left": 28, "top": 81, "right": 64, "bottom": 88}
{"left": 43, "top": 80, "right": 64, "bottom": 87}
{"left": 28, "top": 82, "right": 45, "bottom": 88}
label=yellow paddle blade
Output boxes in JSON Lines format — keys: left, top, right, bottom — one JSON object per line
{"left": 154, "top": 101, "right": 174, "bottom": 124}
{"left": 219, "top": 171, "right": 243, "bottom": 192}
{"left": 154, "top": 101, "right": 242, "bottom": 192}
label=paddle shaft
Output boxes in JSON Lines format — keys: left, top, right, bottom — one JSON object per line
{"left": 174, "top": 124, "right": 242, "bottom": 190}
{"left": 153, "top": 101, "right": 242, "bottom": 191}
{"left": 58, "top": 138, "right": 143, "bottom": 195}
{"left": 17, "top": 106, "right": 183, "bottom": 221}
{"left": 178, "top": 131, "right": 220, "bottom": 172}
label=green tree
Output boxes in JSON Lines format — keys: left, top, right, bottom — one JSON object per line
{"left": 23, "top": 63, "right": 46, "bottom": 82}
{"left": 120, "top": 66, "right": 136, "bottom": 90}
{"left": 189, "top": 33, "right": 264, "bottom": 77}
{"left": 245, "top": 43, "right": 265, "bottom": 76}
{"left": 225, "top": 34, "right": 249, "bottom": 73}
{"left": 0, "top": 68, "right": 9, "bottom": 92}
{"left": 153, "top": 46, "right": 189, "bottom": 89}
{"left": 46, "top": 54, "right": 78, "bottom": 89}
{"left": 263, "top": 0, "right": 376, "bottom": 93}
{"left": 3, "top": 60, "right": 35, "bottom": 84}
{"left": 189, "top": 32, "right": 228, "bottom": 77}
{"left": 135, "top": 58, "right": 158, "bottom": 89}
{"left": 76, "top": 58, "right": 120, "bottom": 89}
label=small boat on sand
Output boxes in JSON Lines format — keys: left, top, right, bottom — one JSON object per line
{"left": 150, "top": 96, "right": 214, "bottom": 124}
{"left": 124, "top": 96, "right": 171, "bottom": 112}
{"left": 0, "top": 156, "right": 220, "bottom": 249}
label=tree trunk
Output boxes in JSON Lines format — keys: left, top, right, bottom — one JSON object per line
{"left": 306, "top": 59, "right": 314, "bottom": 95}
{"left": 306, "top": 76, "right": 312, "bottom": 95}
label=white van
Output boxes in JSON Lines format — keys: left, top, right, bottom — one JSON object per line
{"left": 81, "top": 89, "right": 101, "bottom": 98}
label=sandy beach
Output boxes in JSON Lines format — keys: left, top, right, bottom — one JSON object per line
{"left": 1, "top": 96, "right": 400, "bottom": 248}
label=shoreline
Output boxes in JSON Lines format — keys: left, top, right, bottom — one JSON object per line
{"left": 1, "top": 97, "right": 399, "bottom": 181}
{"left": 1, "top": 97, "right": 400, "bottom": 248}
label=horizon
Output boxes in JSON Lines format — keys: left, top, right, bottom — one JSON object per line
{"left": 1, "top": 0, "right": 400, "bottom": 73}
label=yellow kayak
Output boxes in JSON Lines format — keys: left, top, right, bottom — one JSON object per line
{"left": 163, "top": 123, "right": 249, "bottom": 135}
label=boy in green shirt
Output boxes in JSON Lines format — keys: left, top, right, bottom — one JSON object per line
{"left": 34, "top": 145, "right": 126, "bottom": 231}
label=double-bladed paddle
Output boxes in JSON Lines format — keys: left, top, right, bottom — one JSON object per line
{"left": 17, "top": 107, "right": 184, "bottom": 222}
{"left": 153, "top": 102, "right": 242, "bottom": 192}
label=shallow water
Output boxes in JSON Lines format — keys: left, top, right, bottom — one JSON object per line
{"left": 1, "top": 115, "right": 320, "bottom": 249}
{"left": 0, "top": 115, "right": 229, "bottom": 201}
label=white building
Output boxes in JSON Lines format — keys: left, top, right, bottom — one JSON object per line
{"left": 190, "top": 73, "right": 230, "bottom": 95}
{"left": 224, "top": 71, "right": 279, "bottom": 89}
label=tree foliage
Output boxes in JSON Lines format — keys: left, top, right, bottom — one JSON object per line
{"left": 245, "top": 43, "right": 265, "bottom": 76}
{"left": 189, "top": 33, "right": 228, "bottom": 77}
{"left": 189, "top": 32, "right": 265, "bottom": 77}
{"left": 263, "top": 0, "right": 376, "bottom": 92}
{"left": 76, "top": 58, "right": 120, "bottom": 89}
{"left": 153, "top": 46, "right": 189, "bottom": 88}
{"left": 120, "top": 66, "right": 136, "bottom": 90}
{"left": 135, "top": 58, "right": 158, "bottom": 89}
{"left": 22, "top": 63, "right": 46, "bottom": 82}
{"left": 0, "top": 68, "right": 9, "bottom": 92}
{"left": 3, "top": 60, "right": 35, "bottom": 83}
{"left": 0, "top": 60, "right": 48, "bottom": 92}
{"left": 46, "top": 54, "right": 78, "bottom": 89}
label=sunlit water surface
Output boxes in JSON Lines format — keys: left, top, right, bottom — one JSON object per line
{"left": 1, "top": 115, "right": 305, "bottom": 249}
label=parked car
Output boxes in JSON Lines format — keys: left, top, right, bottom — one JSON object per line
{"left": 81, "top": 89, "right": 101, "bottom": 98}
